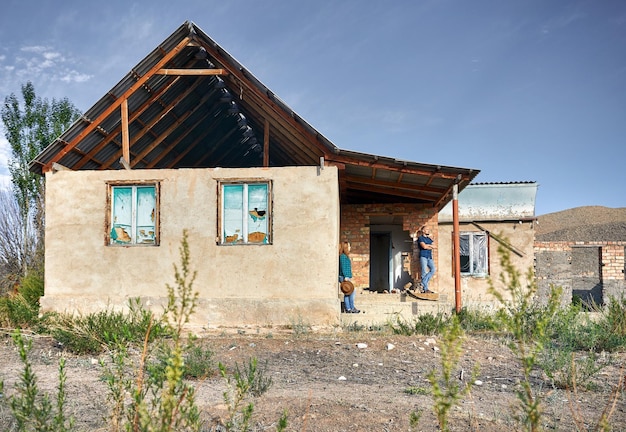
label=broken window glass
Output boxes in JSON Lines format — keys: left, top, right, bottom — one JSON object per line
{"left": 221, "top": 182, "right": 270, "bottom": 244}
{"left": 110, "top": 185, "right": 157, "bottom": 245}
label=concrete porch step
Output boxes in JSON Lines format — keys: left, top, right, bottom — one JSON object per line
{"left": 340, "top": 289, "right": 455, "bottom": 327}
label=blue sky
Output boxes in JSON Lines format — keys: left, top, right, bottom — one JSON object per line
{"left": 1, "top": 0, "right": 624, "bottom": 215}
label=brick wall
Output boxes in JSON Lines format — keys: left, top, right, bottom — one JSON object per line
{"left": 340, "top": 203, "right": 437, "bottom": 288}
{"left": 534, "top": 240, "right": 626, "bottom": 304}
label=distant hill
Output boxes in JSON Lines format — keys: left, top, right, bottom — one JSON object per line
{"left": 536, "top": 206, "right": 626, "bottom": 242}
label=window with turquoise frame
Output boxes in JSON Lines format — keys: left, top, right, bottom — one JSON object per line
{"left": 221, "top": 181, "right": 270, "bottom": 245}
{"left": 109, "top": 184, "right": 158, "bottom": 245}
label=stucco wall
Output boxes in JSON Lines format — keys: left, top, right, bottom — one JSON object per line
{"left": 42, "top": 166, "right": 340, "bottom": 328}
{"left": 438, "top": 220, "right": 536, "bottom": 309}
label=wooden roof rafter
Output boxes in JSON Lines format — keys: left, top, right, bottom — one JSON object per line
{"left": 41, "top": 36, "right": 194, "bottom": 174}
{"left": 158, "top": 123, "right": 214, "bottom": 169}
{"left": 342, "top": 174, "right": 448, "bottom": 196}
{"left": 145, "top": 111, "right": 212, "bottom": 168}
{"left": 99, "top": 78, "right": 208, "bottom": 169}
{"left": 129, "top": 88, "right": 219, "bottom": 168}
{"left": 193, "top": 126, "right": 240, "bottom": 167}
{"left": 325, "top": 153, "right": 472, "bottom": 181}
{"left": 72, "top": 75, "right": 185, "bottom": 170}
{"left": 197, "top": 40, "right": 332, "bottom": 157}
{"left": 344, "top": 180, "right": 437, "bottom": 202}
{"left": 223, "top": 80, "right": 321, "bottom": 165}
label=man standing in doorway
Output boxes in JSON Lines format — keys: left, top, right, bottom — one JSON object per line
{"left": 418, "top": 226, "right": 436, "bottom": 293}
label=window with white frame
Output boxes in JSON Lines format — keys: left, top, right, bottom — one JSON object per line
{"left": 109, "top": 183, "right": 158, "bottom": 245}
{"left": 220, "top": 181, "right": 271, "bottom": 245}
{"left": 459, "top": 231, "right": 488, "bottom": 276}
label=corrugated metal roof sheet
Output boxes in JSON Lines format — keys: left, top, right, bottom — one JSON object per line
{"left": 439, "top": 182, "right": 538, "bottom": 221}
{"left": 30, "top": 21, "right": 480, "bottom": 208}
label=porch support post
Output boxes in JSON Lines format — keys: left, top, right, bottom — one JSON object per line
{"left": 453, "top": 177, "right": 462, "bottom": 313}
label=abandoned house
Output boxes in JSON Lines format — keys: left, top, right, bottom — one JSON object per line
{"left": 29, "top": 21, "right": 480, "bottom": 328}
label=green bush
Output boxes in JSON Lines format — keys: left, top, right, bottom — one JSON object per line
{"left": 219, "top": 357, "right": 277, "bottom": 431}
{"left": 456, "top": 307, "right": 501, "bottom": 333}
{"left": 183, "top": 340, "right": 215, "bottom": 379}
{"left": 51, "top": 298, "right": 169, "bottom": 354}
{"left": 389, "top": 311, "right": 448, "bottom": 336}
{"left": 0, "top": 272, "right": 44, "bottom": 329}
{"left": 0, "top": 294, "right": 39, "bottom": 329}
{"left": 19, "top": 272, "right": 44, "bottom": 307}
{"left": 489, "top": 243, "right": 561, "bottom": 432}
{"left": 539, "top": 346, "right": 607, "bottom": 390}
{"left": 148, "top": 337, "right": 215, "bottom": 381}
{"left": 2, "top": 330, "right": 74, "bottom": 431}
{"left": 593, "top": 295, "right": 626, "bottom": 352}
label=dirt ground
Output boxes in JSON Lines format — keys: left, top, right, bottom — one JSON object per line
{"left": 0, "top": 329, "right": 625, "bottom": 432}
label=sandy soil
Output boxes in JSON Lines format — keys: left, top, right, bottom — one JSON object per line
{"left": 1, "top": 330, "right": 625, "bottom": 432}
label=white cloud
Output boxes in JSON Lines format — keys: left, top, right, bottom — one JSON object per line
{"left": 20, "top": 45, "right": 48, "bottom": 54}
{"left": 0, "top": 44, "right": 93, "bottom": 94}
{"left": 59, "top": 70, "right": 92, "bottom": 83}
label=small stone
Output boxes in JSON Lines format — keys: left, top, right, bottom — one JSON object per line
{"left": 433, "top": 346, "right": 440, "bottom": 352}
{"left": 338, "top": 376, "right": 347, "bottom": 381}
{"left": 353, "top": 363, "right": 359, "bottom": 367}
{"left": 474, "top": 380, "right": 483, "bottom": 386}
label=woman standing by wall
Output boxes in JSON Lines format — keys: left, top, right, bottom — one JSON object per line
{"left": 339, "top": 241, "right": 360, "bottom": 313}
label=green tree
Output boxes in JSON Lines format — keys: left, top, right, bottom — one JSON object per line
{"left": 1, "top": 81, "right": 81, "bottom": 278}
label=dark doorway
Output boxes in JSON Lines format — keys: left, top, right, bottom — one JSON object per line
{"left": 370, "top": 232, "right": 391, "bottom": 293}
{"left": 571, "top": 246, "right": 602, "bottom": 307}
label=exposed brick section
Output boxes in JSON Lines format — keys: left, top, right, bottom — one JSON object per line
{"left": 341, "top": 203, "right": 437, "bottom": 289}
{"left": 534, "top": 241, "right": 626, "bottom": 304}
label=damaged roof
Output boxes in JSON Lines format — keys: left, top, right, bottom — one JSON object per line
{"left": 29, "top": 21, "right": 479, "bottom": 207}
